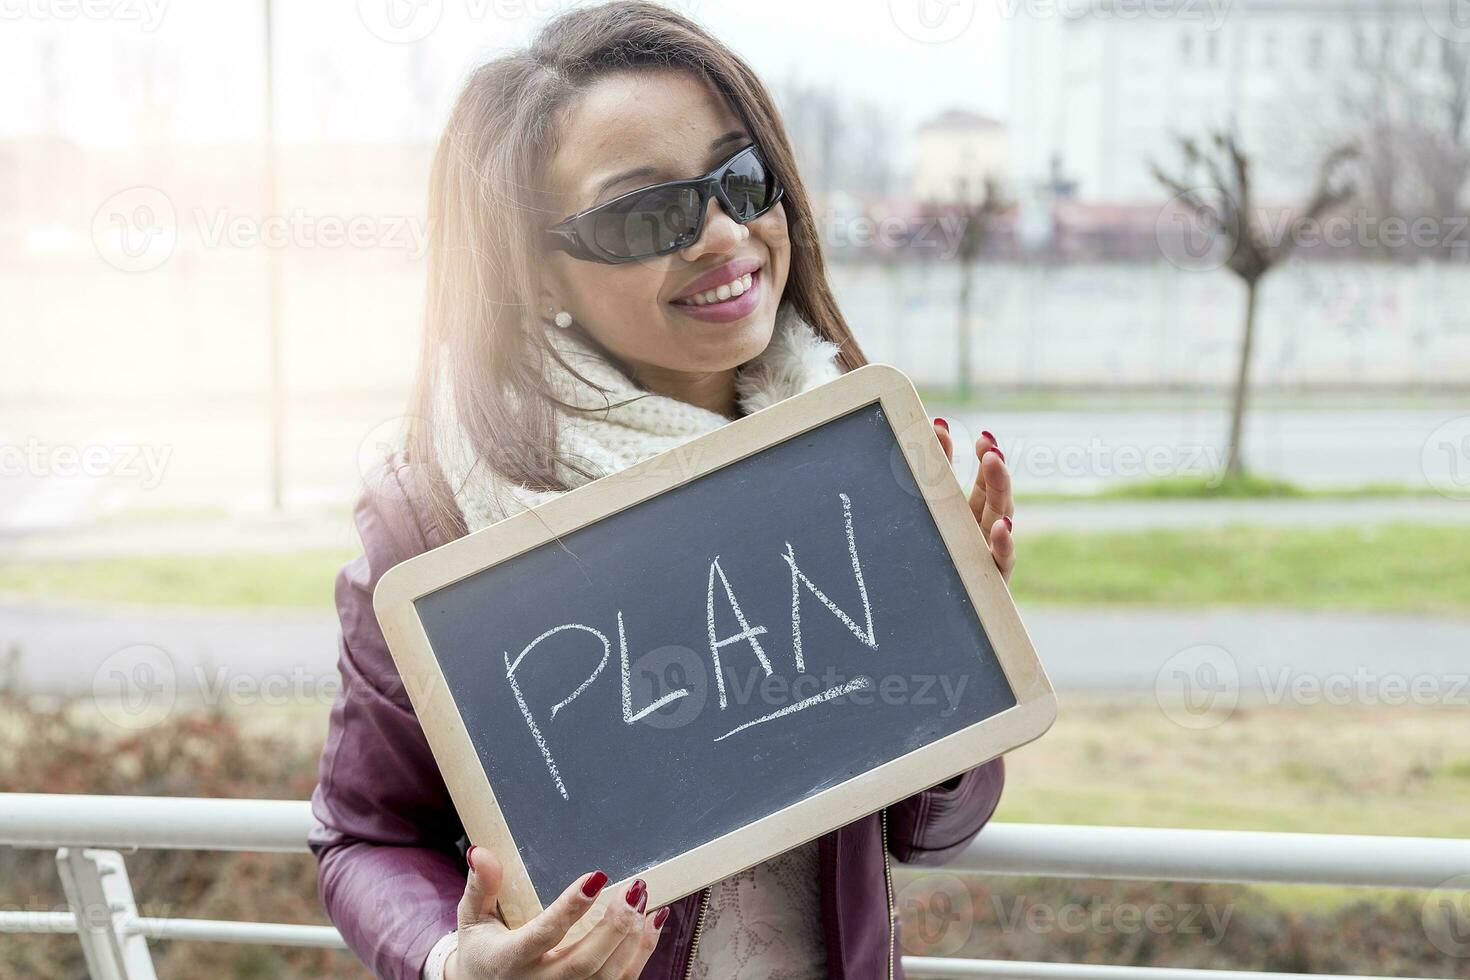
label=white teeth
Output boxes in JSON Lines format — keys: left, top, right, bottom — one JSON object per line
{"left": 685, "top": 271, "right": 754, "bottom": 306}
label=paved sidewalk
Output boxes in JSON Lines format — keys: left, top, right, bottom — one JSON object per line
{"left": 1025, "top": 606, "right": 1469, "bottom": 694}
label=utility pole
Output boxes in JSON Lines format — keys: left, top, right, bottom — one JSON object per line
{"left": 264, "top": 0, "right": 284, "bottom": 511}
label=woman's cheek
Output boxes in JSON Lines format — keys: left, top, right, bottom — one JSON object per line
{"left": 757, "top": 206, "right": 792, "bottom": 293}
{"left": 581, "top": 269, "right": 665, "bottom": 343}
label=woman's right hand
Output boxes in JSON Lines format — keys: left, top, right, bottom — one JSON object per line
{"left": 445, "top": 845, "right": 667, "bottom": 979}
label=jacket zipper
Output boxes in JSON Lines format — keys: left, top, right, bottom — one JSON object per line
{"left": 680, "top": 886, "right": 712, "bottom": 980}
{"left": 880, "top": 808, "right": 895, "bottom": 980}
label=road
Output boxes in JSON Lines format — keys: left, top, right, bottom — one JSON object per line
{"left": 4, "top": 403, "right": 1467, "bottom": 533}
{"left": 5, "top": 596, "right": 1464, "bottom": 710}
{"left": 940, "top": 405, "right": 1468, "bottom": 496}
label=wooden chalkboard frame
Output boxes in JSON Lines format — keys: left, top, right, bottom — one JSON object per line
{"left": 373, "top": 363, "right": 1056, "bottom": 929}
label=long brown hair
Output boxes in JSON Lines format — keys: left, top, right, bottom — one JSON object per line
{"left": 403, "top": 0, "right": 869, "bottom": 542}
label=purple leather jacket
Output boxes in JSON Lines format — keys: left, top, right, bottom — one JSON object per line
{"left": 310, "top": 452, "right": 1007, "bottom": 980}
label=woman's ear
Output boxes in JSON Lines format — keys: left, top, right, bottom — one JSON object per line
{"left": 533, "top": 285, "right": 559, "bottom": 328}
{"left": 534, "top": 268, "right": 570, "bottom": 326}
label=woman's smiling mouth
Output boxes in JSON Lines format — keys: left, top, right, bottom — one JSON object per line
{"left": 669, "top": 259, "right": 763, "bottom": 323}
{"left": 677, "top": 270, "right": 754, "bottom": 306}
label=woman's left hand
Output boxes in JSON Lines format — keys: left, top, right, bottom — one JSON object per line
{"left": 932, "top": 419, "right": 1015, "bottom": 583}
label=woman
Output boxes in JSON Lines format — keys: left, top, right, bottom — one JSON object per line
{"left": 309, "top": 3, "right": 1016, "bottom": 978}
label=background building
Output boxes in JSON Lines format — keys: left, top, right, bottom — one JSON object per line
{"left": 1008, "top": 0, "right": 1466, "bottom": 205}
{"left": 911, "top": 109, "right": 1009, "bottom": 203}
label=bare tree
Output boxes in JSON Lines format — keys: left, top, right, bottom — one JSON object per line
{"left": 953, "top": 175, "right": 1005, "bottom": 401}
{"left": 849, "top": 100, "right": 900, "bottom": 200}
{"left": 776, "top": 77, "right": 898, "bottom": 200}
{"left": 1414, "top": 35, "right": 1470, "bottom": 256}
{"left": 1318, "top": 15, "right": 1470, "bottom": 260}
{"left": 1340, "top": 18, "right": 1413, "bottom": 231}
{"left": 1152, "top": 131, "right": 1357, "bottom": 480}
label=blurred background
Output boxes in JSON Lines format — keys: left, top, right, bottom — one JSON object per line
{"left": 2, "top": 0, "right": 1468, "bottom": 977}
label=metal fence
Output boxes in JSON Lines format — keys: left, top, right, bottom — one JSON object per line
{"left": 2, "top": 793, "right": 1466, "bottom": 980}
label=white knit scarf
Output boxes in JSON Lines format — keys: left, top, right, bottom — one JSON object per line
{"left": 431, "top": 300, "right": 846, "bottom": 534}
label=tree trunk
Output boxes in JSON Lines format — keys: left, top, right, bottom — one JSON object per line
{"left": 1223, "top": 276, "right": 1260, "bottom": 480}
{"left": 957, "top": 262, "right": 974, "bottom": 400}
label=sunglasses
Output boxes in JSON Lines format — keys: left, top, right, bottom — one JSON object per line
{"left": 545, "top": 143, "right": 785, "bottom": 264}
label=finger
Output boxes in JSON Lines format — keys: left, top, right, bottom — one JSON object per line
{"left": 969, "top": 437, "right": 1013, "bottom": 527}
{"left": 624, "top": 906, "right": 671, "bottom": 977}
{"left": 510, "top": 868, "right": 611, "bottom": 962}
{"left": 602, "top": 894, "right": 667, "bottom": 980}
{"left": 597, "top": 898, "right": 658, "bottom": 979}
{"left": 933, "top": 417, "right": 953, "bottom": 464}
{"left": 459, "top": 845, "right": 507, "bottom": 930}
{"left": 547, "top": 878, "right": 646, "bottom": 977}
{"left": 989, "top": 516, "right": 1016, "bottom": 582}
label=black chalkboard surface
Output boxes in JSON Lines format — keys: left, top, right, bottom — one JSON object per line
{"left": 375, "top": 364, "right": 1054, "bottom": 927}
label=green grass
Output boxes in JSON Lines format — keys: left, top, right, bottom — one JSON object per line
{"left": 1096, "top": 472, "right": 1305, "bottom": 499}
{"left": 1, "top": 524, "right": 1467, "bottom": 613}
{"left": 1009, "top": 523, "right": 1470, "bottom": 614}
{"left": 0, "top": 550, "right": 357, "bottom": 609}
{"left": 1023, "top": 473, "right": 1437, "bottom": 501}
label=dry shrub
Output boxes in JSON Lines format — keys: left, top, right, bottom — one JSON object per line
{"left": 4, "top": 663, "right": 1464, "bottom": 979}
{"left": 898, "top": 874, "right": 1470, "bottom": 978}
{"left": 0, "top": 677, "right": 365, "bottom": 979}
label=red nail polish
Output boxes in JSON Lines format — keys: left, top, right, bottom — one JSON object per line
{"left": 625, "top": 879, "right": 646, "bottom": 908}
{"left": 934, "top": 417, "right": 949, "bottom": 431}
{"left": 637, "top": 888, "right": 648, "bottom": 914}
{"left": 466, "top": 845, "right": 478, "bottom": 870}
{"left": 985, "top": 446, "right": 1005, "bottom": 463}
{"left": 582, "top": 870, "right": 608, "bottom": 898}
{"left": 653, "top": 907, "right": 670, "bottom": 929}
{"left": 1002, "top": 515, "right": 1013, "bottom": 532}
{"left": 981, "top": 430, "right": 995, "bottom": 443}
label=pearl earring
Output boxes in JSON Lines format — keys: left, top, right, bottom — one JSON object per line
{"left": 553, "top": 310, "right": 573, "bottom": 329}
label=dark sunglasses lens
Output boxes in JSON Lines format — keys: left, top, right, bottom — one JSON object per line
{"left": 721, "top": 148, "right": 780, "bottom": 220}
{"left": 589, "top": 184, "right": 702, "bottom": 258}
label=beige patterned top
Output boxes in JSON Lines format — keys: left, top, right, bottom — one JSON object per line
{"left": 688, "top": 839, "right": 828, "bottom": 979}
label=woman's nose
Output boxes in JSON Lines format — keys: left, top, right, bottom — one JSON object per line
{"left": 681, "top": 195, "right": 748, "bottom": 259}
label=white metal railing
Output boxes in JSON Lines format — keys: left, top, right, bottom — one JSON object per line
{"left": 1, "top": 794, "right": 1466, "bottom": 980}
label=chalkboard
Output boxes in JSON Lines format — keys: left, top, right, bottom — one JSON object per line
{"left": 375, "top": 364, "right": 1055, "bottom": 928}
